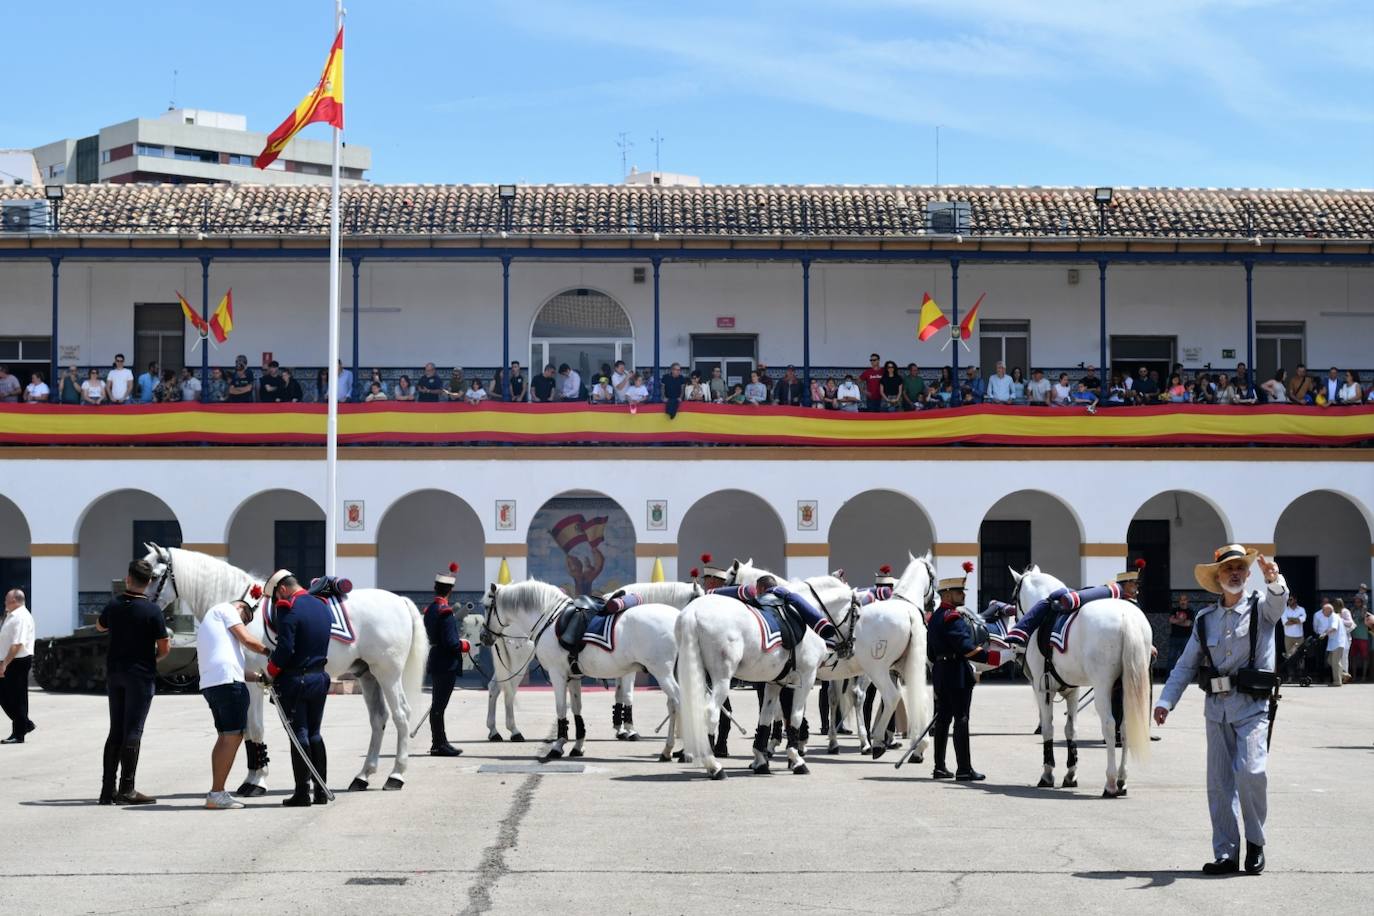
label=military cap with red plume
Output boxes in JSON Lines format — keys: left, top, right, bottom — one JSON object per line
{"left": 874, "top": 564, "right": 897, "bottom": 587}
{"left": 436, "top": 561, "right": 458, "bottom": 587}
{"left": 938, "top": 561, "right": 973, "bottom": 591}
{"left": 689, "top": 567, "right": 700, "bottom": 579}
{"left": 1115, "top": 557, "right": 1145, "bottom": 585}
{"left": 700, "top": 552, "right": 728, "bottom": 580}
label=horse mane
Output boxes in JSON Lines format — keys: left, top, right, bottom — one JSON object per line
{"left": 611, "top": 581, "right": 700, "bottom": 606}
{"left": 497, "top": 579, "right": 568, "bottom": 616}
{"left": 894, "top": 553, "right": 934, "bottom": 605}
{"left": 164, "top": 547, "right": 260, "bottom": 619}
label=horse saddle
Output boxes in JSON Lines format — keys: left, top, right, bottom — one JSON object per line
{"left": 1036, "top": 609, "right": 1079, "bottom": 657}
{"left": 556, "top": 596, "right": 608, "bottom": 653}
{"left": 749, "top": 596, "right": 805, "bottom": 654}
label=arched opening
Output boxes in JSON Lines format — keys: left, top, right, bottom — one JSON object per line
{"left": 979, "top": 490, "right": 1082, "bottom": 603}
{"left": 1127, "top": 491, "right": 1230, "bottom": 611}
{"left": 679, "top": 490, "right": 786, "bottom": 580}
{"left": 526, "top": 490, "right": 636, "bottom": 597}
{"left": 377, "top": 490, "right": 484, "bottom": 609}
{"left": 827, "top": 490, "right": 935, "bottom": 585}
{"left": 1275, "top": 490, "right": 1372, "bottom": 611}
{"left": 76, "top": 489, "right": 181, "bottom": 626}
{"left": 0, "top": 495, "right": 32, "bottom": 606}
{"left": 227, "top": 490, "right": 325, "bottom": 583}
{"left": 530, "top": 288, "right": 635, "bottom": 388}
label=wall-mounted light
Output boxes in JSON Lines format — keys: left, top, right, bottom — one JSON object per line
{"left": 498, "top": 184, "right": 517, "bottom": 200}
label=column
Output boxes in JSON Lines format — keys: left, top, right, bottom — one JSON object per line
{"left": 950, "top": 258, "right": 961, "bottom": 380}
{"left": 200, "top": 256, "right": 212, "bottom": 400}
{"left": 801, "top": 257, "right": 812, "bottom": 398}
{"left": 651, "top": 256, "right": 662, "bottom": 401}
{"left": 1098, "top": 259, "right": 1109, "bottom": 378}
{"left": 48, "top": 257, "right": 60, "bottom": 395}
{"left": 350, "top": 256, "right": 362, "bottom": 401}
{"left": 29, "top": 552, "right": 78, "bottom": 637}
{"left": 334, "top": 551, "right": 377, "bottom": 591}
{"left": 501, "top": 255, "right": 511, "bottom": 399}
{"left": 1244, "top": 259, "right": 1255, "bottom": 397}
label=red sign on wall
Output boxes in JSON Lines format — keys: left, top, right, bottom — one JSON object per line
{"left": 716, "top": 316, "right": 736, "bottom": 329}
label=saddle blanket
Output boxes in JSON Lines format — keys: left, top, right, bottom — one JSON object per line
{"left": 264, "top": 595, "right": 356, "bottom": 645}
{"left": 1049, "top": 610, "right": 1078, "bottom": 654}
{"left": 579, "top": 612, "right": 618, "bottom": 652}
{"left": 749, "top": 605, "right": 785, "bottom": 653}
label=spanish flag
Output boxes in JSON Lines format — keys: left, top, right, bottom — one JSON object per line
{"left": 959, "top": 292, "right": 985, "bottom": 341}
{"left": 177, "top": 291, "right": 209, "bottom": 337}
{"left": 209, "top": 289, "right": 234, "bottom": 344}
{"left": 916, "top": 292, "right": 949, "bottom": 342}
{"left": 255, "top": 28, "right": 345, "bottom": 169}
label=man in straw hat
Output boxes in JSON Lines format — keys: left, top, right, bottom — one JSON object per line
{"left": 262, "top": 568, "right": 333, "bottom": 807}
{"left": 423, "top": 563, "right": 470, "bottom": 757}
{"left": 1155, "top": 545, "right": 1287, "bottom": 875}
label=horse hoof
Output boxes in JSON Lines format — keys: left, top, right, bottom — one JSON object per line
{"left": 1116, "top": 785, "right": 1127, "bottom": 797}
{"left": 793, "top": 763, "right": 810, "bottom": 776}
{"left": 750, "top": 762, "right": 771, "bottom": 776}
{"left": 827, "top": 746, "right": 840, "bottom": 755}
{"left": 671, "top": 750, "right": 688, "bottom": 762}
{"left": 913, "top": 754, "right": 924, "bottom": 765}
{"left": 568, "top": 748, "right": 584, "bottom": 758}
{"left": 348, "top": 778, "right": 369, "bottom": 792}
{"left": 615, "top": 732, "right": 628, "bottom": 741}
{"left": 1037, "top": 776, "right": 1055, "bottom": 788}
{"left": 1101, "top": 789, "right": 1119, "bottom": 798}
{"left": 870, "top": 745, "right": 887, "bottom": 760}
{"left": 709, "top": 768, "right": 727, "bottom": 781}
{"left": 625, "top": 732, "right": 640, "bottom": 742}
{"left": 1062, "top": 777, "right": 1078, "bottom": 788}
{"left": 383, "top": 777, "right": 404, "bottom": 791}
{"left": 798, "top": 747, "right": 807, "bottom": 759}
{"left": 235, "top": 783, "right": 267, "bottom": 798}
{"left": 488, "top": 733, "right": 504, "bottom": 742}
{"left": 510, "top": 733, "right": 526, "bottom": 743}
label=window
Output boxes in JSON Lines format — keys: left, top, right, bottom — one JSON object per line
{"left": 135, "top": 142, "right": 166, "bottom": 158}
{"left": 979, "top": 320, "right": 1029, "bottom": 378}
{"left": 691, "top": 335, "right": 756, "bottom": 388}
{"left": 1255, "top": 321, "right": 1304, "bottom": 383}
{"left": 48, "top": 163, "right": 65, "bottom": 179}
{"left": 530, "top": 289, "right": 635, "bottom": 383}
{"left": 1111, "top": 335, "right": 1175, "bottom": 384}
{"left": 227, "top": 154, "right": 253, "bottom": 167}
{"left": 101, "top": 150, "right": 112, "bottom": 164}
{"left": 134, "top": 304, "right": 185, "bottom": 376}
{"left": 275, "top": 521, "right": 325, "bottom": 586}
{"left": 172, "top": 146, "right": 217, "bottom": 163}
{"left": 0, "top": 337, "right": 52, "bottom": 376}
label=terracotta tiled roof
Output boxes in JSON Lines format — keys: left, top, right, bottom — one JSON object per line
{"left": 4, "top": 183, "right": 1372, "bottom": 240}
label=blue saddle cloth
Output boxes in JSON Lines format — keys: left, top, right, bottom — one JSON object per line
{"left": 1048, "top": 610, "right": 1078, "bottom": 653}
{"left": 580, "top": 612, "right": 618, "bottom": 652}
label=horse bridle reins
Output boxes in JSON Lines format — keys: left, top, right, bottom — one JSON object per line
{"left": 481, "top": 590, "right": 571, "bottom": 685}
{"left": 147, "top": 549, "right": 180, "bottom": 607}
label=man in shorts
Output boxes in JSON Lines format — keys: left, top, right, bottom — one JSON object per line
{"left": 197, "top": 598, "right": 268, "bottom": 809}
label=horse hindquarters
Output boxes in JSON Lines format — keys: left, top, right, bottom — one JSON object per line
{"left": 673, "top": 605, "right": 724, "bottom": 778}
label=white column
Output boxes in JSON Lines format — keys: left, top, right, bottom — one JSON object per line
{"left": 334, "top": 555, "right": 376, "bottom": 590}
{"left": 1081, "top": 555, "right": 1126, "bottom": 590}
{"left": 30, "top": 555, "right": 78, "bottom": 637}
{"left": 786, "top": 555, "right": 830, "bottom": 582}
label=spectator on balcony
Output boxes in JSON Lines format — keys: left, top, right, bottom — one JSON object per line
{"left": 464, "top": 379, "right": 488, "bottom": 405}
{"left": 1051, "top": 372, "right": 1073, "bottom": 407}
{"left": 611, "top": 360, "right": 631, "bottom": 403}
{"left": 1131, "top": 366, "right": 1157, "bottom": 404}
{"left": 624, "top": 374, "right": 650, "bottom": 405}
{"left": 708, "top": 367, "right": 727, "bottom": 403}
{"left": 1026, "top": 368, "right": 1051, "bottom": 406}
{"left": 23, "top": 371, "right": 49, "bottom": 403}
{"left": 1338, "top": 370, "right": 1362, "bottom": 405}
{"left": 446, "top": 367, "right": 466, "bottom": 403}
{"left": 860, "top": 353, "right": 883, "bottom": 411}
{"left": 258, "top": 361, "right": 286, "bottom": 403}
{"left": 1233, "top": 362, "right": 1253, "bottom": 399}
{"left": 107, "top": 354, "right": 134, "bottom": 405}
{"left": 1166, "top": 373, "right": 1188, "bottom": 403}
{"left": 226, "top": 357, "right": 255, "bottom": 404}
{"left": 531, "top": 365, "right": 557, "bottom": 403}
{"left": 392, "top": 374, "right": 415, "bottom": 402}
{"left": 1287, "top": 364, "right": 1314, "bottom": 404}
{"left": 154, "top": 370, "right": 181, "bottom": 403}
{"left": 1071, "top": 380, "right": 1099, "bottom": 412}
{"left": 960, "top": 366, "right": 985, "bottom": 405}
{"left": 774, "top": 366, "right": 805, "bottom": 407}
{"left": 1080, "top": 364, "right": 1101, "bottom": 392}
{"left": 366, "top": 368, "right": 388, "bottom": 400}
{"left": 179, "top": 368, "right": 201, "bottom": 403}
{"left": 745, "top": 371, "right": 768, "bottom": 405}
{"left": 364, "top": 381, "right": 388, "bottom": 402}
{"left": 1232, "top": 373, "right": 1257, "bottom": 405}
{"left": 1189, "top": 373, "right": 1214, "bottom": 404}
{"left": 986, "top": 362, "right": 1015, "bottom": 405}
{"left": 58, "top": 365, "right": 82, "bottom": 405}
{"left": 756, "top": 362, "right": 773, "bottom": 395}
{"left": 0, "top": 365, "right": 20, "bottom": 403}
{"left": 333, "top": 360, "right": 354, "bottom": 402}
{"left": 416, "top": 363, "right": 445, "bottom": 403}
{"left": 81, "top": 368, "right": 107, "bottom": 405}
{"left": 591, "top": 376, "right": 616, "bottom": 404}
{"left": 505, "top": 361, "right": 527, "bottom": 402}
{"left": 135, "top": 361, "right": 160, "bottom": 404}
{"left": 821, "top": 377, "right": 840, "bottom": 410}
{"left": 684, "top": 371, "right": 710, "bottom": 404}
{"left": 902, "top": 363, "right": 927, "bottom": 411}
{"left": 836, "top": 374, "right": 862, "bottom": 412}
{"left": 1009, "top": 367, "right": 1027, "bottom": 405}
{"left": 878, "top": 361, "right": 904, "bottom": 411}
{"left": 207, "top": 368, "right": 228, "bottom": 403}
{"left": 661, "top": 363, "right": 686, "bottom": 414}
{"left": 1259, "top": 369, "right": 1288, "bottom": 403}
{"left": 809, "top": 377, "right": 826, "bottom": 408}
{"left": 557, "top": 364, "right": 582, "bottom": 402}
{"left": 934, "top": 375, "right": 955, "bottom": 407}
{"left": 1213, "top": 373, "right": 1236, "bottom": 405}
{"left": 1104, "top": 373, "right": 1129, "bottom": 407}
{"left": 725, "top": 383, "right": 747, "bottom": 405}
{"left": 280, "top": 369, "right": 303, "bottom": 403}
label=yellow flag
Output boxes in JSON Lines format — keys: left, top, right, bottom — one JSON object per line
{"left": 650, "top": 557, "right": 666, "bottom": 583}
{"left": 497, "top": 557, "right": 512, "bottom": 585}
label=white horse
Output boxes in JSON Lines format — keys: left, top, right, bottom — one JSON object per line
{"left": 1009, "top": 566, "right": 1153, "bottom": 797}
{"left": 482, "top": 580, "right": 688, "bottom": 763}
{"left": 140, "top": 545, "right": 428, "bottom": 793}
{"left": 675, "top": 565, "right": 852, "bottom": 779}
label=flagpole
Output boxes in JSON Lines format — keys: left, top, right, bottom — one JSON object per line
{"left": 325, "top": 0, "right": 343, "bottom": 573}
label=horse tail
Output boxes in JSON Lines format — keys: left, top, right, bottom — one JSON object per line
{"left": 674, "top": 603, "right": 710, "bottom": 762}
{"left": 1120, "top": 608, "right": 1152, "bottom": 763}
{"left": 402, "top": 597, "right": 429, "bottom": 719}
{"left": 900, "top": 597, "right": 932, "bottom": 752}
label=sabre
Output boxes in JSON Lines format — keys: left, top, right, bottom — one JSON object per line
{"left": 265, "top": 682, "right": 335, "bottom": 802}
{"left": 894, "top": 718, "right": 939, "bottom": 770}
{"left": 411, "top": 648, "right": 490, "bottom": 739}
{"left": 1076, "top": 687, "right": 1095, "bottom": 712}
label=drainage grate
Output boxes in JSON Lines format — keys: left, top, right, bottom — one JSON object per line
{"left": 346, "top": 877, "right": 409, "bottom": 886}
{"left": 477, "top": 762, "right": 585, "bottom": 774}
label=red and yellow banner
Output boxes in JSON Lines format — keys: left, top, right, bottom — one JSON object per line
{"left": 176, "top": 292, "right": 209, "bottom": 337}
{"left": 1, "top": 403, "right": 1370, "bottom": 447}
{"left": 255, "top": 28, "right": 344, "bottom": 169}
{"left": 916, "top": 293, "right": 948, "bottom": 342}
{"left": 209, "top": 289, "right": 234, "bottom": 343}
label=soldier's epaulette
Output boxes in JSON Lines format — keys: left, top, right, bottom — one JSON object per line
{"left": 942, "top": 608, "right": 962, "bottom": 623}
{"left": 438, "top": 606, "right": 454, "bottom": 616}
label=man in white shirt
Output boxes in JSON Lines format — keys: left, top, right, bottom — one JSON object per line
{"left": 0, "top": 589, "right": 36, "bottom": 744}
{"left": 986, "top": 362, "right": 1015, "bottom": 404}
{"left": 1313, "top": 602, "right": 1352, "bottom": 686}
{"left": 610, "top": 360, "right": 630, "bottom": 403}
{"left": 1280, "top": 595, "right": 1307, "bottom": 658}
{"left": 24, "top": 372, "right": 50, "bottom": 403}
{"left": 179, "top": 367, "right": 202, "bottom": 403}
{"left": 197, "top": 599, "right": 268, "bottom": 808}
{"left": 558, "top": 363, "right": 582, "bottom": 401}
{"left": 106, "top": 354, "right": 135, "bottom": 404}
{"left": 1026, "top": 368, "right": 1052, "bottom": 406}
{"left": 836, "top": 375, "right": 862, "bottom": 412}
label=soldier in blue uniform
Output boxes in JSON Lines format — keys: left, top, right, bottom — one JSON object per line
{"left": 708, "top": 575, "right": 842, "bottom": 651}
{"left": 927, "top": 564, "right": 1004, "bottom": 781}
{"left": 263, "top": 569, "right": 332, "bottom": 807}
{"left": 1156, "top": 546, "right": 1287, "bottom": 876}
{"left": 424, "top": 562, "right": 470, "bottom": 757}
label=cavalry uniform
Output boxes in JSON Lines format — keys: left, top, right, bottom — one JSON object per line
{"left": 1006, "top": 582, "right": 1125, "bottom": 648}
{"left": 708, "top": 583, "right": 840, "bottom": 649}
{"left": 424, "top": 563, "right": 470, "bottom": 757}
{"left": 927, "top": 569, "right": 1003, "bottom": 781}
{"left": 264, "top": 569, "right": 332, "bottom": 807}
{"left": 1158, "top": 545, "right": 1287, "bottom": 875}
{"left": 1110, "top": 563, "right": 1145, "bottom": 746}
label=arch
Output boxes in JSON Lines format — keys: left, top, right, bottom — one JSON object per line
{"left": 376, "top": 489, "right": 484, "bottom": 602}
{"left": 226, "top": 489, "right": 325, "bottom": 583}
{"left": 1274, "top": 490, "right": 1372, "bottom": 600}
{"left": 529, "top": 287, "right": 636, "bottom": 386}
{"left": 979, "top": 489, "right": 1083, "bottom": 603}
{"left": 75, "top": 489, "right": 181, "bottom": 610}
{"left": 1127, "top": 490, "right": 1231, "bottom": 608}
{"left": 679, "top": 489, "right": 786, "bottom": 580}
{"left": 0, "top": 494, "right": 32, "bottom": 604}
{"left": 526, "top": 490, "right": 636, "bottom": 597}
{"left": 827, "top": 489, "right": 935, "bottom": 584}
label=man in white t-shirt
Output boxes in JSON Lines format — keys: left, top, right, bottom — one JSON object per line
{"left": 106, "top": 354, "right": 135, "bottom": 404}
{"left": 197, "top": 599, "right": 268, "bottom": 809}
{"left": 24, "top": 372, "right": 50, "bottom": 403}
{"left": 610, "top": 360, "right": 630, "bottom": 403}
{"left": 0, "top": 589, "right": 36, "bottom": 743}
{"left": 1026, "top": 368, "right": 1052, "bottom": 406}
{"left": 1281, "top": 595, "right": 1307, "bottom": 658}
{"left": 836, "top": 375, "right": 863, "bottom": 412}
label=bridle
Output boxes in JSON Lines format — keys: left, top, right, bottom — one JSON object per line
{"left": 147, "top": 548, "right": 180, "bottom": 607}
{"left": 480, "top": 586, "right": 571, "bottom": 685}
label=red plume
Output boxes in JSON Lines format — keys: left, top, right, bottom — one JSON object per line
{"left": 250, "top": 584, "right": 263, "bottom": 600}
{"left": 962, "top": 561, "right": 975, "bottom": 573}
{"left": 449, "top": 562, "right": 459, "bottom": 573}
{"left": 689, "top": 567, "right": 700, "bottom": 578}
{"left": 879, "top": 565, "right": 892, "bottom": 575}
{"left": 1135, "top": 558, "right": 1146, "bottom": 570}
{"left": 700, "top": 553, "right": 712, "bottom": 565}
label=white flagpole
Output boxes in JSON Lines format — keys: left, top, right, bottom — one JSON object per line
{"left": 325, "top": 0, "right": 343, "bottom": 573}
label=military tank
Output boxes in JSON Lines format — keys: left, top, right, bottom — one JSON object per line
{"left": 32, "top": 580, "right": 201, "bottom": 694}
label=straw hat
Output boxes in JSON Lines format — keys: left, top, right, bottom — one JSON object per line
{"left": 938, "top": 561, "right": 974, "bottom": 592}
{"left": 264, "top": 569, "right": 295, "bottom": 598}
{"left": 1115, "top": 558, "right": 1146, "bottom": 584}
{"left": 1193, "top": 544, "right": 1259, "bottom": 594}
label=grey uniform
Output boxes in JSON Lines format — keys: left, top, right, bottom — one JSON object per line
{"left": 1158, "top": 578, "right": 1287, "bottom": 860}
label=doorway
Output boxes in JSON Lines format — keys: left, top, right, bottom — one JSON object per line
{"left": 275, "top": 521, "right": 325, "bottom": 585}
{"left": 134, "top": 303, "right": 186, "bottom": 376}
{"left": 691, "top": 334, "right": 756, "bottom": 389}
{"left": 1111, "top": 335, "right": 1175, "bottom": 385}
{"left": 1127, "top": 519, "right": 1170, "bottom": 612}
{"left": 980, "top": 520, "right": 1030, "bottom": 605}
{"left": 530, "top": 289, "right": 635, "bottom": 386}
{"left": 1274, "top": 555, "right": 1318, "bottom": 619}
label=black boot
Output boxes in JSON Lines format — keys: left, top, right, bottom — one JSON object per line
{"left": 114, "top": 741, "right": 155, "bottom": 805}
{"left": 1202, "top": 856, "right": 1239, "bottom": 875}
{"left": 953, "top": 719, "right": 984, "bottom": 781}
{"left": 1244, "top": 844, "right": 1265, "bottom": 875}
{"left": 282, "top": 745, "right": 313, "bottom": 807}
{"left": 931, "top": 727, "right": 953, "bottom": 779}
{"left": 309, "top": 738, "right": 331, "bottom": 803}
{"left": 430, "top": 715, "right": 461, "bottom": 757}
{"left": 99, "top": 739, "right": 120, "bottom": 805}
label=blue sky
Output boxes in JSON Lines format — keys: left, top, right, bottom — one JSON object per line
{"left": 5, "top": 0, "right": 1372, "bottom": 187}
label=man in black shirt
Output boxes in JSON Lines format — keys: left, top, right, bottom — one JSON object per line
{"left": 530, "top": 364, "right": 557, "bottom": 403}
{"left": 507, "top": 361, "right": 526, "bottom": 402}
{"left": 773, "top": 365, "right": 805, "bottom": 406}
{"left": 226, "top": 355, "right": 255, "bottom": 403}
{"left": 96, "top": 560, "right": 170, "bottom": 805}
{"left": 416, "top": 362, "right": 445, "bottom": 403}
{"left": 660, "top": 362, "right": 685, "bottom": 418}
{"left": 258, "top": 361, "right": 286, "bottom": 402}
{"left": 1080, "top": 364, "right": 1101, "bottom": 391}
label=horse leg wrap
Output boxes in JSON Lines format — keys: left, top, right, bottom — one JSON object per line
{"left": 1066, "top": 740, "right": 1079, "bottom": 769}
{"left": 799, "top": 718, "right": 809, "bottom": 744}
{"left": 770, "top": 720, "right": 783, "bottom": 743}
{"left": 753, "top": 726, "right": 771, "bottom": 754}
{"left": 245, "top": 740, "right": 269, "bottom": 771}
{"left": 574, "top": 715, "right": 587, "bottom": 741}
{"left": 623, "top": 706, "right": 635, "bottom": 729}
{"left": 612, "top": 702, "right": 624, "bottom": 730}
{"left": 784, "top": 724, "right": 799, "bottom": 750}
{"left": 557, "top": 718, "right": 570, "bottom": 741}
{"left": 1042, "top": 739, "right": 1055, "bottom": 767}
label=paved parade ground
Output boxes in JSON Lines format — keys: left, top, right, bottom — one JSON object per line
{"left": 2, "top": 681, "right": 1371, "bottom": 915}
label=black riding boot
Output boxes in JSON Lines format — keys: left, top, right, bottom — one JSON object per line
{"left": 115, "top": 741, "right": 155, "bottom": 805}
{"left": 282, "top": 745, "right": 313, "bottom": 807}
{"left": 99, "top": 739, "right": 120, "bottom": 805}
{"left": 430, "top": 713, "right": 461, "bottom": 757}
{"left": 953, "top": 718, "right": 984, "bottom": 781}
{"left": 714, "top": 698, "right": 732, "bottom": 757}
{"left": 310, "top": 738, "right": 330, "bottom": 803}
{"left": 612, "top": 701, "right": 624, "bottom": 739}
{"left": 818, "top": 682, "right": 831, "bottom": 734}
{"left": 931, "top": 723, "right": 953, "bottom": 779}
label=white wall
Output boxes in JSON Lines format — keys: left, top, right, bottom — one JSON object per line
{"left": 677, "top": 490, "right": 786, "bottom": 577}
{"left": 227, "top": 490, "right": 323, "bottom": 577}
{"left": 827, "top": 490, "right": 936, "bottom": 582}
{"left": 76, "top": 490, "right": 177, "bottom": 590}
{"left": 984, "top": 490, "right": 1082, "bottom": 583}
{"left": 1275, "top": 491, "right": 1372, "bottom": 590}
{"left": 376, "top": 490, "right": 484, "bottom": 593}
{"left": 1132, "top": 492, "right": 1230, "bottom": 589}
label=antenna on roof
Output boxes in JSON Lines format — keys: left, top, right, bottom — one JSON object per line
{"left": 934, "top": 125, "right": 942, "bottom": 191}
{"left": 617, "top": 131, "right": 633, "bottom": 180}
{"left": 169, "top": 69, "right": 178, "bottom": 111}
{"left": 651, "top": 130, "right": 664, "bottom": 172}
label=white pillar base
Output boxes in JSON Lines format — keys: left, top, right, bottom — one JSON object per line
{"left": 30, "top": 555, "right": 78, "bottom": 637}
{"left": 786, "top": 556, "right": 830, "bottom": 582}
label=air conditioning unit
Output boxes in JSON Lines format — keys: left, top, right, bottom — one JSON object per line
{"left": 925, "top": 200, "right": 970, "bottom": 235}
{"left": 1, "top": 200, "right": 51, "bottom": 232}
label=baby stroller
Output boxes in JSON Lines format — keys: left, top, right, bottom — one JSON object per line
{"left": 1282, "top": 633, "right": 1324, "bottom": 687}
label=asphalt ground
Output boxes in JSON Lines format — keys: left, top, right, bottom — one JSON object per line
{"left": 1, "top": 681, "right": 1371, "bottom": 915}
